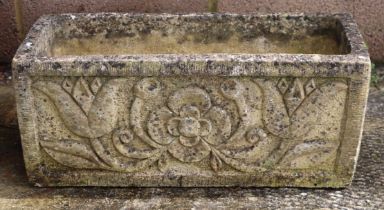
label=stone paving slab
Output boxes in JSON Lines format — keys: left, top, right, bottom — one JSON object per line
{"left": 0, "top": 86, "right": 382, "bottom": 209}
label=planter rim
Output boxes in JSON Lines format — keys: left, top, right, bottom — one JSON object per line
{"left": 13, "top": 13, "right": 370, "bottom": 66}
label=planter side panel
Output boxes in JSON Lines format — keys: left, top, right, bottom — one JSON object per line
{"left": 15, "top": 73, "right": 366, "bottom": 187}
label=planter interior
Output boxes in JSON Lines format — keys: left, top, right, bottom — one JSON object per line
{"left": 49, "top": 15, "right": 348, "bottom": 56}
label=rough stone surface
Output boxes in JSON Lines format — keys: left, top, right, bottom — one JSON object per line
{"left": 0, "top": 89, "right": 382, "bottom": 209}
{"left": 13, "top": 13, "right": 371, "bottom": 187}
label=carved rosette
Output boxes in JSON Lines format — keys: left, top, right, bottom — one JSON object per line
{"left": 147, "top": 86, "right": 232, "bottom": 163}
{"left": 33, "top": 77, "right": 348, "bottom": 173}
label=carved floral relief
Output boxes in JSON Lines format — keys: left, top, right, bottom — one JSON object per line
{"left": 32, "top": 77, "right": 348, "bottom": 173}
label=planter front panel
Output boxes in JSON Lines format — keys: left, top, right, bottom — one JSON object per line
{"left": 13, "top": 13, "right": 370, "bottom": 187}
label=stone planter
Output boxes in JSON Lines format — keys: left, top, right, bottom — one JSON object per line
{"left": 13, "top": 13, "right": 370, "bottom": 187}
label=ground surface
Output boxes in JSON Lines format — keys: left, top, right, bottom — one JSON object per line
{"left": 0, "top": 66, "right": 383, "bottom": 209}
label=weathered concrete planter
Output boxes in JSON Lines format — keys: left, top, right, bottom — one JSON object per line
{"left": 13, "top": 13, "right": 370, "bottom": 187}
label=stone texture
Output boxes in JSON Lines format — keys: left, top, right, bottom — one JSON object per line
{"left": 0, "top": 0, "right": 19, "bottom": 63}
{"left": 0, "top": 88, "right": 382, "bottom": 209}
{"left": 13, "top": 13, "right": 371, "bottom": 187}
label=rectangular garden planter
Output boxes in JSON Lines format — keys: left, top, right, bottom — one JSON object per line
{"left": 13, "top": 13, "right": 370, "bottom": 187}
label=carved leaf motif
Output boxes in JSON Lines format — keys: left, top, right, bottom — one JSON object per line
{"left": 253, "top": 79, "right": 290, "bottom": 138}
{"left": 284, "top": 78, "right": 305, "bottom": 116}
{"left": 210, "top": 151, "right": 223, "bottom": 172}
{"left": 255, "top": 79, "right": 347, "bottom": 140}
{"left": 275, "top": 81, "right": 348, "bottom": 166}
{"left": 290, "top": 81, "right": 348, "bottom": 140}
{"left": 72, "top": 77, "right": 95, "bottom": 113}
{"left": 90, "top": 78, "right": 102, "bottom": 94}
{"left": 62, "top": 78, "right": 73, "bottom": 94}
{"left": 304, "top": 79, "right": 316, "bottom": 95}
{"left": 87, "top": 78, "right": 125, "bottom": 137}
{"left": 40, "top": 139, "right": 107, "bottom": 169}
{"left": 33, "top": 81, "right": 93, "bottom": 137}
{"left": 278, "top": 139, "right": 339, "bottom": 169}
{"left": 277, "top": 78, "right": 289, "bottom": 94}
{"left": 33, "top": 78, "right": 125, "bottom": 138}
